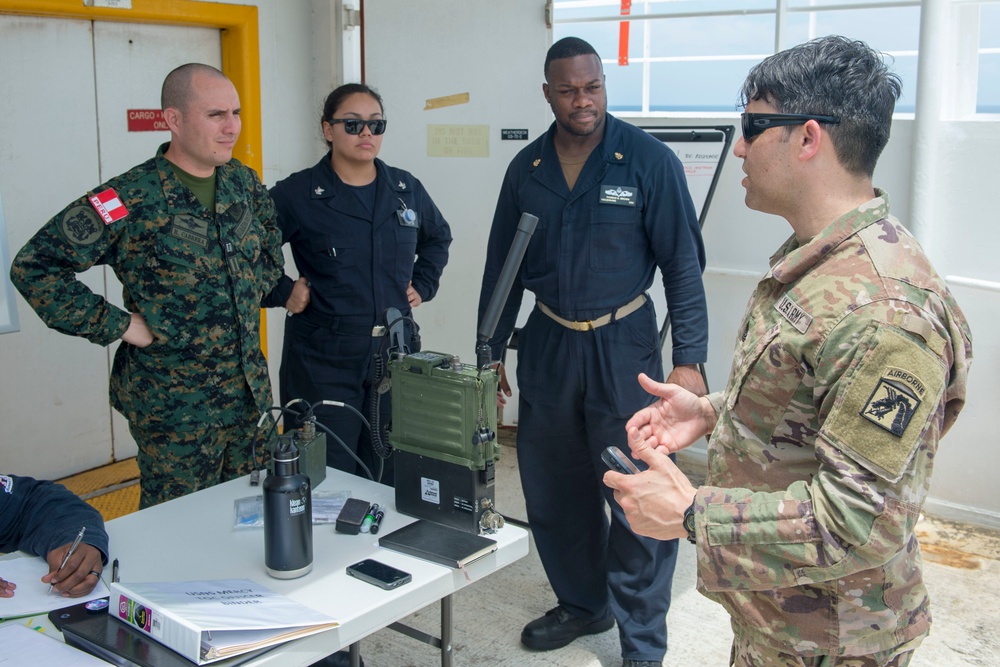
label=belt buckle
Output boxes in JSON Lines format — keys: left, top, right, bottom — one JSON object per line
{"left": 371, "top": 326, "right": 387, "bottom": 337}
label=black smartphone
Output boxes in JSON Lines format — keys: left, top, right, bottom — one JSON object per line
{"left": 602, "top": 446, "right": 640, "bottom": 474}
{"left": 346, "top": 559, "right": 412, "bottom": 590}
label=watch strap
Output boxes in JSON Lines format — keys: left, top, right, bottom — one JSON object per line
{"left": 683, "top": 501, "right": 696, "bottom": 544}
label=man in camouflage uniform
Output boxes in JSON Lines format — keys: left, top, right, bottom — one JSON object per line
{"left": 10, "top": 64, "right": 283, "bottom": 508}
{"left": 604, "top": 36, "right": 972, "bottom": 666}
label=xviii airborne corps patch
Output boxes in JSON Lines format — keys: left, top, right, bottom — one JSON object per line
{"left": 860, "top": 370, "right": 924, "bottom": 437}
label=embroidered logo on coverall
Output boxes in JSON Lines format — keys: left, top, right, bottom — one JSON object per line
{"left": 599, "top": 185, "right": 637, "bottom": 206}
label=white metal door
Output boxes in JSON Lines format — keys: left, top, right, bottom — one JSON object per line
{"left": 0, "top": 14, "right": 219, "bottom": 476}
{"left": 92, "top": 21, "right": 221, "bottom": 468}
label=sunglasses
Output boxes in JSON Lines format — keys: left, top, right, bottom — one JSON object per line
{"left": 741, "top": 113, "right": 840, "bottom": 142}
{"left": 328, "top": 118, "right": 388, "bottom": 135}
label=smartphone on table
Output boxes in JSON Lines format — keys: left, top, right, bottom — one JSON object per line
{"left": 602, "top": 446, "right": 640, "bottom": 474}
{"left": 346, "top": 559, "right": 412, "bottom": 590}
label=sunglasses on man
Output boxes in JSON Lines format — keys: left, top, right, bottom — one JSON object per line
{"left": 741, "top": 113, "right": 840, "bottom": 142}
{"left": 328, "top": 118, "right": 388, "bottom": 135}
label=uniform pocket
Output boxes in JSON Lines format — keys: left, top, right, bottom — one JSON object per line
{"left": 729, "top": 323, "right": 805, "bottom": 445}
{"left": 308, "top": 234, "right": 357, "bottom": 294}
{"left": 394, "top": 225, "right": 418, "bottom": 283}
{"left": 590, "top": 205, "right": 639, "bottom": 272}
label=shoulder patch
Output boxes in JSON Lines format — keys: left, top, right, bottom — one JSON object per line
{"left": 60, "top": 205, "right": 106, "bottom": 246}
{"left": 821, "top": 324, "right": 946, "bottom": 482}
{"left": 88, "top": 187, "right": 128, "bottom": 224}
{"left": 860, "top": 369, "right": 924, "bottom": 436}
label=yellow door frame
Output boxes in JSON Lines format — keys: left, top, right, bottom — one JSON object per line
{"left": 0, "top": 0, "right": 272, "bottom": 353}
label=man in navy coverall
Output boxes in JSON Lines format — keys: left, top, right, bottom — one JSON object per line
{"left": 477, "top": 37, "right": 708, "bottom": 667}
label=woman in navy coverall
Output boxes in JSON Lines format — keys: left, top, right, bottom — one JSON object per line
{"left": 268, "top": 84, "right": 452, "bottom": 484}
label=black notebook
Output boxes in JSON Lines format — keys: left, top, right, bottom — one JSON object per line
{"left": 378, "top": 520, "right": 498, "bottom": 568}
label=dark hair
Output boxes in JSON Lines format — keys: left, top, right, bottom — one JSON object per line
{"left": 739, "top": 35, "right": 902, "bottom": 177}
{"left": 161, "top": 63, "right": 227, "bottom": 111}
{"left": 320, "top": 83, "right": 385, "bottom": 148}
{"left": 544, "top": 37, "right": 601, "bottom": 81}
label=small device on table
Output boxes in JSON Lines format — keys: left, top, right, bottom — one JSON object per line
{"left": 346, "top": 559, "right": 412, "bottom": 590}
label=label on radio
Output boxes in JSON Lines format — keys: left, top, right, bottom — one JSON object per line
{"left": 452, "top": 496, "right": 475, "bottom": 513}
{"left": 421, "top": 477, "right": 441, "bottom": 504}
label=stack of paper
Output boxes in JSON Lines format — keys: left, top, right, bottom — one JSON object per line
{"left": 0, "top": 623, "right": 110, "bottom": 666}
{"left": 0, "top": 553, "right": 109, "bottom": 621}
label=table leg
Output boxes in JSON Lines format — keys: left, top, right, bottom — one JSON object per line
{"left": 349, "top": 641, "right": 361, "bottom": 667}
{"left": 441, "top": 594, "right": 453, "bottom": 667}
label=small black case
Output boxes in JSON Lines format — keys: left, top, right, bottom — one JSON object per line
{"left": 336, "top": 497, "right": 371, "bottom": 535}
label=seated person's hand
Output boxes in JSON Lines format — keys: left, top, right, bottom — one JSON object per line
{"left": 0, "top": 576, "right": 15, "bottom": 598}
{"left": 43, "top": 542, "right": 104, "bottom": 597}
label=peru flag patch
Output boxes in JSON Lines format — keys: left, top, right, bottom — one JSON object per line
{"left": 88, "top": 188, "right": 128, "bottom": 224}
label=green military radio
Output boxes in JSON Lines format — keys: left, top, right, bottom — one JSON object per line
{"left": 388, "top": 212, "right": 538, "bottom": 534}
{"left": 389, "top": 351, "right": 503, "bottom": 534}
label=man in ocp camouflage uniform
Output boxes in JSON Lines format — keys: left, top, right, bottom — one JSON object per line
{"left": 604, "top": 36, "right": 972, "bottom": 666}
{"left": 10, "top": 64, "right": 283, "bottom": 508}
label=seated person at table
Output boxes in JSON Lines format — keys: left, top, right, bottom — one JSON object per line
{"left": 0, "top": 474, "right": 109, "bottom": 598}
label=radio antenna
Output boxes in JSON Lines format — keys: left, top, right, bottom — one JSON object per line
{"left": 476, "top": 212, "right": 538, "bottom": 370}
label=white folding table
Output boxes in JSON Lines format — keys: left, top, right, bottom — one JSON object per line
{"left": 104, "top": 468, "right": 529, "bottom": 667}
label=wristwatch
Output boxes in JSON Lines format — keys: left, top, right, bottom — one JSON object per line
{"left": 683, "top": 501, "right": 697, "bottom": 544}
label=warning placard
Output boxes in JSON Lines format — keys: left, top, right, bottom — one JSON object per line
{"left": 127, "top": 109, "right": 168, "bottom": 132}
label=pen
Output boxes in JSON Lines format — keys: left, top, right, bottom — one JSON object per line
{"left": 369, "top": 509, "right": 385, "bottom": 535}
{"left": 112, "top": 558, "right": 120, "bottom": 584}
{"left": 360, "top": 503, "right": 379, "bottom": 533}
{"left": 49, "top": 526, "right": 86, "bottom": 594}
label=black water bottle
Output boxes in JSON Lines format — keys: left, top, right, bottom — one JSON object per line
{"left": 264, "top": 436, "right": 313, "bottom": 579}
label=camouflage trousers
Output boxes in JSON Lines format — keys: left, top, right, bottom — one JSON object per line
{"left": 131, "top": 416, "right": 266, "bottom": 509}
{"left": 730, "top": 632, "right": 919, "bottom": 667}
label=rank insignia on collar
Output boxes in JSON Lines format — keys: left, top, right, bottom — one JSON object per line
{"left": 532, "top": 159, "right": 541, "bottom": 167}
{"left": 314, "top": 186, "right": 324, "bottom": 195}
{"left": 615, "top": 152, "right": 624, "bottom": 160}
{"left": 398, "top": 181, "right": 407, "bottom": 189}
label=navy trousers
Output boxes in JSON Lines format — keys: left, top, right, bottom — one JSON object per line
{"left": 280, "top": 312, "right": 395, "bottom": 485}
{"left": 515, "top": 300, "right": 678, "bottom": 661}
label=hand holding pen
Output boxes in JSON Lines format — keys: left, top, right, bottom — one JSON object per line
{"left": 43, "top": 526, "right": 104, "bottom": 597}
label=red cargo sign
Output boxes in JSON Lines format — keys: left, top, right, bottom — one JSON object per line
{"left": 127, "top": 109, "right": 168, "bottom": 132}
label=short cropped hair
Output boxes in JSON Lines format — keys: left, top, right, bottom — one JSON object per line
{"left": 544, "top": 37, "right": 601, "bottom": 81}
{"left": 740, "top": 35, "right": 902, "bottom": 177}
{"left": 319, "top": 83, "right": 385, "bottom": 149}
{"left": 161, "top": 63, "right": 228, "bottom": 111}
